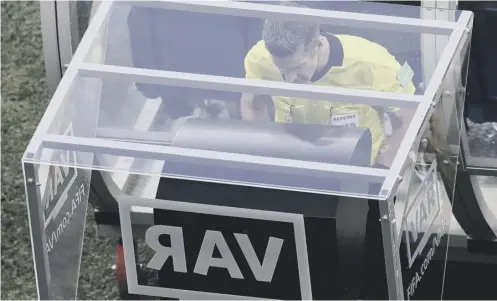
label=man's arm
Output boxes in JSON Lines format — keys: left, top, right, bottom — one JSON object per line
{"left": 373, "top": 62, "right": 417, "bottom": 167}
{"left": 376, "top": 108, "right": 415, "bottom": 166}
{"left": 241, "top": 41, "right": 280, "bottom": 121}
{"left": 240, "top": 93, "right": 270, "bottom": 121}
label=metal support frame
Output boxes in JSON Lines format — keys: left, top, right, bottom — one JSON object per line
{"left": 39, "top": 1, "right": 63, "bottom": 94}
{"left": 39, "top": 1, "right": 103, "bottom": 93}
{"left": 39, "top": 0, "right": 81, "bottom": 92}
{"left": 54, "top": 0, "right": 76, "bottom": 74}
{"left": 27, "top": 0, "right": 472, "bottom": 200}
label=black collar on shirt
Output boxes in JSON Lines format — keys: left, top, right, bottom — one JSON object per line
{"left": 311, "top": 32, "right": 344, "bottom": 82}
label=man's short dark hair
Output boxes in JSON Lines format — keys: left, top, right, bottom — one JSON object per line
{"left": 262, "top": 2, "right": 320, "bottom": 58}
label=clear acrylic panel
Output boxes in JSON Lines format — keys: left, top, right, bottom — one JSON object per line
{"left": 30, "top": 74, "right": 388, "bottom": 199}
{"left": 35, "top": 162, "right": 91, "bottom": 299}
{"left": 22, "top": 71, "right": 98, "bottom": 300}
{"left": 23, "top": 165, "right": 155, "bottom": 300}
{"left": 391, "top": 35, "right": 467, "bottom": 299}
{"left": 394, "top": 103, "right": 453, "bottom": 300}
{"left": 23, "top": 147, "right": 93, "bottom": 299}
{"left": 25, "top": 0, "right": 473, "bottom": 200}
{"left": 84, "top": 1, "right": 460, "bottom": 91}
{"left": 28, "top": 72, "right": 425, "bottom": 200}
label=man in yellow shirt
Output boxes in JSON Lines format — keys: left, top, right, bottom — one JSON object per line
{"left": 241, "top": 2, "right": 416, "bottom": 167}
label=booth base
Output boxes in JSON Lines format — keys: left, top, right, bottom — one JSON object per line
{"left": 149, "top": 177, "right": 386, "bottom": 300}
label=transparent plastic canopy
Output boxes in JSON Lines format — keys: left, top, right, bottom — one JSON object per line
{"left": 24, "top": 2, "right": 476, "bottom": 300}
{"left": 24, "top": 0, "right": 473, "bottom": 201}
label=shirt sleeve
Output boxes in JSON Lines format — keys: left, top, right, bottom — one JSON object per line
{"left": 244, "top": 49, "right": 262, "bottom": 80}
{"left": 372, "top": 58, "right": 416, "bottom": 113}
{"left": 244, "top": 41, "right": 281, "bottom": 81}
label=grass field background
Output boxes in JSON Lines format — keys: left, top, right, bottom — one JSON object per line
{"left": 1, "top": 1, "right": 118, "bottom": 299}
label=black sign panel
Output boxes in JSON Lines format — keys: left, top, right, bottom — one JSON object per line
{"left": 152, "top": 208, "right": 304, "bottom": 299}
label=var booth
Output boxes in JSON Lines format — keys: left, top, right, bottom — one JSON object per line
{"left": 23, "top": 1, "right": 473, "bottom": 300}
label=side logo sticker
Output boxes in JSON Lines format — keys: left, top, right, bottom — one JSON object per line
{"left": 402, "top": 161, "right": 441, "bottom": 268}
{"left": 42, "top": 123, "right": 79, "bottom": 228}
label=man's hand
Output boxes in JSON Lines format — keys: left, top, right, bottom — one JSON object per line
{"left": 240, "top": 93, "right": 270, "bottom": 121}
{"left": 376, "top": 108, "right": 416, "bottom": 167}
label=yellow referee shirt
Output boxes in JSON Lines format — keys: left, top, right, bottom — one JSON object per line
{"left": 244, "top": 33, "right": 416, "bottom": 165}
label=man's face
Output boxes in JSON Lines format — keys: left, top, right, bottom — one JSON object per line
{"left": 272, "top": 43, "right": 319, "bottom": 84}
